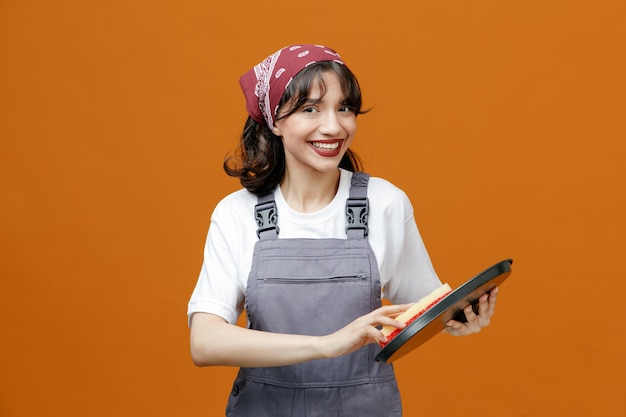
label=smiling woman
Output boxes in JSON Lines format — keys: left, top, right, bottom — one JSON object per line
{"left": 2, "top": 0, "right": 624, "bottom": 415}
{"left": 187, "top": 44, "right": 498, "bottom": 416}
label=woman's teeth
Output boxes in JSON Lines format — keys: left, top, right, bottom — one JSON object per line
{"left": 311, "top": 141, "right": 339, "bottom": 150}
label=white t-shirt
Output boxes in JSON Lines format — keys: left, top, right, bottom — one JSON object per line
{"left": 187, "top": 169, "right": 441, "bottom": 326}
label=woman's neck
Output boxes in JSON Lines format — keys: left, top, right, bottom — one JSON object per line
{"left": 280, "top": 168, "right": 341, "bottom": 213}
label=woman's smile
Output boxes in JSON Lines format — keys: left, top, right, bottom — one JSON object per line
{"left": 309, "top": 139, "right": 343, "bottom": 156}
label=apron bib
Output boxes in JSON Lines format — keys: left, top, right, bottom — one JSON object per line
{"left": 226, "top": 172, "right": 401, "bottom": 417}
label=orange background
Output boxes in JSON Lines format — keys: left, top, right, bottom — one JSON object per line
{"left": 1, "top": 0, "right": 625, "bottom": 416}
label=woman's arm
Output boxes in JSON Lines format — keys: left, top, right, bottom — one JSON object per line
{"left": 189, "top": 304, "right": 411, "bottom": 368}
{"left": 190, "top": 313, "right": 324, "bottom": 367}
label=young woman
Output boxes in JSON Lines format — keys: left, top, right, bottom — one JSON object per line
{"left": 188, "top": 44, "right": 497, "bottom": 416}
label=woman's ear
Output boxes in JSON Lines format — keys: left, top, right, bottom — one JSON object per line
{"left": 272, "top": 125, "right": 281, "bottom": 136}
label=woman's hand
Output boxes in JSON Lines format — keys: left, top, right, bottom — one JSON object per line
{"left": 317, "top": 304, "right": 412, "bottom": 359}
{"left": 444, "top": 286, "right": 498, "bottom": 336}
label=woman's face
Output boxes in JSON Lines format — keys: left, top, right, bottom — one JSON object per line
{"left": 273, "top": 71, "right": 357, "bottom": 176}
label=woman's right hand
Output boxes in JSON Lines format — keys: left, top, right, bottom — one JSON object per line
{"left": 317, "top": 304, "right": 412, "bottom": 359}
{"left": 190, "top": 305, "right": 411, "bottom": 368}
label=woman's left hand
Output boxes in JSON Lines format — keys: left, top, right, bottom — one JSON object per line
{"left": 444, "top": 286, "right": 498, "bottom": 336}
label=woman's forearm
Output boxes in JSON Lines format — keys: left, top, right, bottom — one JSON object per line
{"left": 190, "top": 312, "right": 328, "bottom": 368}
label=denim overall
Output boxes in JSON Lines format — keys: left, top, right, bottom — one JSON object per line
{"left": 226, "top": 172, "right": 401, "bottom": 417}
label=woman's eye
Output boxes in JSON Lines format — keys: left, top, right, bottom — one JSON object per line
{"left": 302, "top": 107, "right": 317, "bottom": 113}
{"left": 339, "top": 106, "right": 353, "bottom": 113}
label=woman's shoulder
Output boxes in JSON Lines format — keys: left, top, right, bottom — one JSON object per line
{"left": 343, "top": 170, "right": 406, "bottom": 197}
{"left": 366, "top": 175, "right": 409, "bottom": 201}
{"left": 211, "top": 187, "right": 259, "bottom": 220}
{"left": 364, "top": 174, "right": 414, "bottom": 219}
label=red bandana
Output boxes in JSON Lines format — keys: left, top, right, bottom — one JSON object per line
{"left": 239, "top": 44, "right": 346, "bottom": 127}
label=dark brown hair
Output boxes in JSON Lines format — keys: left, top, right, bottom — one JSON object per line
{"left": 224, "top": 61, "right": 364, "bottom": 196}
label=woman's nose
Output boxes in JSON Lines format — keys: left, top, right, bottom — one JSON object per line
{"left": 318, "top": 111, "right": 342, "bottom": 136}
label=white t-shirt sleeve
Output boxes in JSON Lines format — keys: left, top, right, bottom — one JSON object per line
{"left": 187, "top": 192, "right": 254, "bottom": 326}
{"left": 368, "top": 178, "right": 442, "bottom": 304}
{"left": 385, "top": 214, "right": 441, "bottom": 303}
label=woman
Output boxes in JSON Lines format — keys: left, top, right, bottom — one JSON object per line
{"left": 188, "top": 44, "right": 497, "bottom": 416}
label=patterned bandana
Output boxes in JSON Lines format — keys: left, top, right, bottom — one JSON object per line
{"left": 239, "top": 44, "right": 346, "bottom": 128}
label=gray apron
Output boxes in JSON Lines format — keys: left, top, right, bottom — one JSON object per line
{"left": 226, "top": 172, "right": 401, "bottom": 417}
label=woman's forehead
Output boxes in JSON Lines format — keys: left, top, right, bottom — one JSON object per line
{"left": 304, "top": 72, "right": 344, "bottom": 99}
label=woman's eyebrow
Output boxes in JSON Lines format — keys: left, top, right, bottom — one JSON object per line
{"left": 303, "top": 95, "right": 348, "bottom": 106}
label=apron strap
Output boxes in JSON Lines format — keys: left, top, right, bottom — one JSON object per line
{"left": 346, "top": 172, "right": 370, "bottom": 239}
